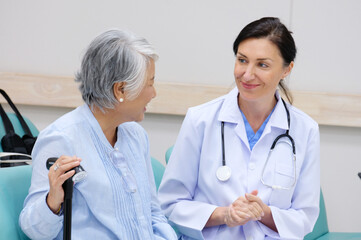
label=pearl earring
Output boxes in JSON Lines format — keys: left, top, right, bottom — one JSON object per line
{"left": 119, "top": 98, "right": 124, "bottom": 103}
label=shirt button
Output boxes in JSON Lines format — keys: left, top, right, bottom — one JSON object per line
{"left": 248, "top": 162, "right": 256, "bottom": 170}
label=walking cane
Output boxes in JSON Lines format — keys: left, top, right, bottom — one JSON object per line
{"left": 47, "top": 158, "right": 87, "bottom": 240}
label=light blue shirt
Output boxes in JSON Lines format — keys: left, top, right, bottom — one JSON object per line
{"left": 241, "top": 107, "right": 275, "bottom": 150}
{"left": 19, "top": 104, "right": 177, "bottom": 240}
{"left": 158, "top": 88, "right": 320, "bottom": 240}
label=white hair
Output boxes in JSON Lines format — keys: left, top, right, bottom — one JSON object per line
{"left": 75, "top": 29, "right": 158, "bottom": 111}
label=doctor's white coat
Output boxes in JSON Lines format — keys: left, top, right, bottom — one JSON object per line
{"left": 158, "top": 88, "right": 320, "bottom": 240}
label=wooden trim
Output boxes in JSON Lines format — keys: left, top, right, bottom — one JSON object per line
{"left": 1, "top": 72, "right": 361, "bottom": 127}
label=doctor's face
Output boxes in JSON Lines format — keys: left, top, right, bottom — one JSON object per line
{"left": 234, "top": 38, "right": 293, "bottom": 103}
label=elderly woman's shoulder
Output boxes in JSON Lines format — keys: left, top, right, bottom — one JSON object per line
{"left": 118, "top": 122, "right": 149, "bottom": 147}
{"left": 120, "top": 121, "right": 147, "bottom": 137}
{"left": 40, "top": 107, "right": 87, "bottom": 135}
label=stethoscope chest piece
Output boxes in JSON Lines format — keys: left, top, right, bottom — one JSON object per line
{"left": 216, "top": 165, "right": 231, "bottom": 182}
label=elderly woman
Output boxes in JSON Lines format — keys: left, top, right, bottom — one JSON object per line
{"left": 19, "top": 30, "right": 177, "bottom": 239}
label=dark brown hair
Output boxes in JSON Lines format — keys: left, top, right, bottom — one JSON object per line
{"left": 233, "top": 17, "right": 296, "bottom": 103}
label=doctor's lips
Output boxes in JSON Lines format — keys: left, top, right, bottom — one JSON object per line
{"left": 241, "top": 82, "right": 260, "bottom": 90}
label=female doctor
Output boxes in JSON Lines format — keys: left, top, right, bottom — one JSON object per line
{"left": 158, "top": 17, "right": 320, "bottom": 240}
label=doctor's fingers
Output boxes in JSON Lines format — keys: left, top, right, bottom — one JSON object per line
{"left": 245, "top": 193, "right": 266, "bottom": 208}
{"left": 232, "top": 197, "right": 263, "bottom": 219}
{"left": 232, "top": 197, "right": 263, "bottom": 220}
{"left": 231, "top": 196, "right": 250, "bottom": 208}
{"left": 246, "top": 201, "right": 264, "bottom": 220}
{"left": 225, "top": 206, "right": 251, "bottom": 227}
{"left": 232, "top": 203, "right": 263, "bottom": 222}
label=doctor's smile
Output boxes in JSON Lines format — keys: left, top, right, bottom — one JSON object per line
{"left": 240, "top": 82, "right": 260, "bottom": 90}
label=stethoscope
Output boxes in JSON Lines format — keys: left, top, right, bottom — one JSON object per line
{"left": 216, "top": 98, "right": 297, "bottom": 190}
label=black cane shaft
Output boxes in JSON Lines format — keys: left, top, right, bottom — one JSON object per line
{"left": 63, "top": 178, "right": 73, "bottom": 240}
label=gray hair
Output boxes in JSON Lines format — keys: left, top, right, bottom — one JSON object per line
{"left": 75, "top": 29, "right": 158, "bottom": 111}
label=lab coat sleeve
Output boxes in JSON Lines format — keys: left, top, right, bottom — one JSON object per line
{"left": 19, "top": 130, "right": 74, "bottom": 239}
{"left": 158, "top": 109, "right": 218, "bottom": 240}
{"left": 141, "top": 128, "right": 178, "bottom": 240}
{"left": 258, "top": 124, "right": 320, "bottom": 239}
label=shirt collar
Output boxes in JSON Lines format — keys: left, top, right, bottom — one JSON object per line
{"left": 217, "top": 88, "right": 289, "bottom": 130}
{"left": 80, "top": 104, "right": 114, "bottom": 150}
{"left": 218, "top": 87, "right": 242, "bottom": 124}
{"left": 268, "top": 90, "right": 289, "bottom": 131}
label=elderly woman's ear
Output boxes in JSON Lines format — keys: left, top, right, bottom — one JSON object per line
{"left": 113, "top": 82, "right": 126, "bottom": 103}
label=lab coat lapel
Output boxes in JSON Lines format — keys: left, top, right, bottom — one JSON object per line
{"left": 262, "top": 91, "right": 289, "bottom": 137}
{"left": 218, "top": 87, "right": 250, "bottom": 149}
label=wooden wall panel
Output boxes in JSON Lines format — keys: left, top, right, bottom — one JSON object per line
{"left": 1, "top": 72, "right": 360, "bottom": 127}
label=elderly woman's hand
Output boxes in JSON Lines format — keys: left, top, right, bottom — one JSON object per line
{"left": 224, "top": 195, "right": 264, "bottom": 227}
{"left": 46, "top": 155, "right": 81, "bottom": 214}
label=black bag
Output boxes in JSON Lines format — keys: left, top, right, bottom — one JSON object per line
{"left": 0, "top": 89, "right": 37, "bottom": 167}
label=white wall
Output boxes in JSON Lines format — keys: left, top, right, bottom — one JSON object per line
{"left": 1, "top": 0, "right": 361, "bottom": 232}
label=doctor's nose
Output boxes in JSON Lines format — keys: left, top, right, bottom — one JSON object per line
{"left": 243, "top": 65, "right": 256, "bottom": 82}
{"left": 152, "top": 87, "right": 157, "bottom": 99}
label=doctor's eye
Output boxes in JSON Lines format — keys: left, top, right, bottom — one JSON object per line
{"left": 258, "top": 62, "right": 269, "bottom": 68}
{"left": 238, "top": 58, "right": 247, "bottom": 63}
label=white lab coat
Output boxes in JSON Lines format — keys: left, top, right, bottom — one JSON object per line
{"left": 158, "top": 88, "right": 320, "bottom": 240}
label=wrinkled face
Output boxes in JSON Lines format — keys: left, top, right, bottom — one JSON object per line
{"left": 234, "top": 38, "right": 292, "bottom": 103}
{"left": 122, "top": 60, "right": 156, "bottom": 122}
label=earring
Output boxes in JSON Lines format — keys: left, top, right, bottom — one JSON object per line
{"left": 119, "top": 98, "right": 124, "bottom": 103}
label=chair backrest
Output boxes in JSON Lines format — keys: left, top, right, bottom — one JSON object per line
{"left": 165, "top": 146, "right": 174, "bottom": 165}
{"left": 304, "top": 190, "right": 329, "bottom": 239}
{"left": 0, "top": 112, "right": 39, "bottom": 152}
{"left": 151, "top": 157, "right": 165, "bottom": 190}
{"left": 0, "top": 165, "right": 32, "bottom": 240}
{"left": 0, "top": 158, "right": 163, "bottom": 240}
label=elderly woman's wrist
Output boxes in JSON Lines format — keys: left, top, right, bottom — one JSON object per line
{"left": 46, "top": 193, "right": 62, "bottom": 214}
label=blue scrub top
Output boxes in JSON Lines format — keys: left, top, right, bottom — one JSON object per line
{"left": 241, "top": 106, "right": 275, "bottom": 150}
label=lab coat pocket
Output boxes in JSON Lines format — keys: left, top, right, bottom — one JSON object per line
{"left": 269, "top": 163, "right": 295, "bottom": 208}
{"left": 275, "top": 163, "right": 294, "bottom": 177}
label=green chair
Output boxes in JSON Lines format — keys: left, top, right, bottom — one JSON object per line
{"left": 165, "top": 146, "right": 361, "bottom": 239}
{"left": 0, "top": 109, "right": 38, "bottom": 239}
{"left": 304, "top": 190, "right": 361, "bottom": 239}
{"left": 0, "top": 165, "right": 32, "bottom": 240}
{"left": 151, "top": 157, "right": 165, "bottom": 190}
{"left": 0, "top": 158, "right": 165, "bottom": 240}
{"left": 165, "top": 145, "right": 174, "bottom": 164}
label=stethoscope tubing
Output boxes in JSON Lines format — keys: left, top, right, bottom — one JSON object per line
{"left": 221, "top": 121, "right": 226, "bottom": 166}
{"left": 218, "top": 97, "right": 297, "bottom": 188}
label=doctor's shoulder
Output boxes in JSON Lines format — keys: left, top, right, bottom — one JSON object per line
{"left": 186, "top": 94, "right": 227, "bottom": 121}
{"left": 288, "top": 104, "right": 319, "bottom": 131}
